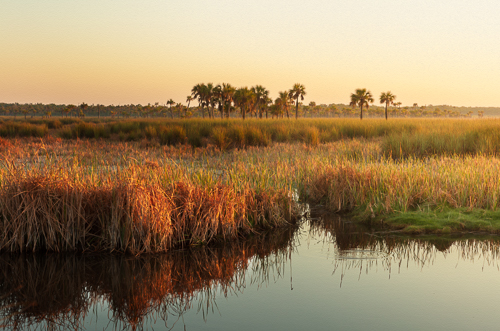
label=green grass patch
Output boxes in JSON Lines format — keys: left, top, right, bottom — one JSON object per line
{"left": 377, "top": 207, "right": 500, "bottom": 234}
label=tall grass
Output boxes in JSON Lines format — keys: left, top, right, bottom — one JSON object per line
{"left": 6, "top": 118, "right": 500, "bottom": 157}
{"left": 3, "top": 128, "right": 500, "bottom": 252}
{"left": 305, "top": 155, "right": 500, "bottom": 226}
{"left": 50, "top": 118, "right": 500, "bottom": 157}
{"left": 0, "top": 161, "right": 298, "bottom": 253}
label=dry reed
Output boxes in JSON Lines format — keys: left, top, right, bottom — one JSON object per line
{"left": 0, "top": 161, "right": 298, "bottom": 253}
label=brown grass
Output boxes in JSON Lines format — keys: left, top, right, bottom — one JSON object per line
{"left": 0, "top": 162, "right": 298, "bottom": 253}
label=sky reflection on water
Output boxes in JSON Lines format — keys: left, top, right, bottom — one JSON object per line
{"left": 2, "top": 216, "right": 500, "bottom": 330}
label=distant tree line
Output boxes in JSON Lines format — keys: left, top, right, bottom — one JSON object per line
{"left": 0, "top": 84, "right": 489, "bottom": 119}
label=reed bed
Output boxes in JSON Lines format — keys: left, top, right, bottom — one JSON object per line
{"left": 306, "top": 155, "right": 500, "bottom": 231}
{"left": 0, "top": 161, "right": 298, "bottom": 253}
{"left": 3, "top": 126, "right": 500, "bottom": 251}
{"left": 5, "top": 118, "right": 500, "bottom": 157}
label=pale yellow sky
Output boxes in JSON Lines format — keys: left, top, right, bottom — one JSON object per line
{"left": 1, "top": 0, "right": 500, "bottom": 107}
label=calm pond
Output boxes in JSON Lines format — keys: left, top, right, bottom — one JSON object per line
{"left": 2, "top": 214, "right": 500, "bottom": 330}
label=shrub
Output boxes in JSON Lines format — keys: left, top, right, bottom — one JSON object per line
{"left": 211, "top": 127, "right": 229, "bottom": 150}
{"left": 158, "top": 125, "right": 187, "bottom": 145}
{"left": 245, "top": 127, "right": 269, "bottom": 147}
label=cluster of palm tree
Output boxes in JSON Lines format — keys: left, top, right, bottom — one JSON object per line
{"left": 4, "top": 87, "right": 480, "bottom": 119}
{"left": 350, "top": 89, "right": 397, "bottom": 120}
{"left": 189, "top": 83, "right": 306, "bottom": 120}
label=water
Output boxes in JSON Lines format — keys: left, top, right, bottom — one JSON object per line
{"left": 2, "top": 215, "right": 500, "bottom": 330}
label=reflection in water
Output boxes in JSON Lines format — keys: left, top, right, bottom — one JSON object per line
{"left": 0, "top": 226, "right": 298, "bottom": 330}
{"left": 2, "top": 215, "right": 500, "bottom": 330}
{"left": 309, "top": 214, "right": 500, "bottom": 285}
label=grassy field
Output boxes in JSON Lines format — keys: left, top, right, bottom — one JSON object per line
{"left": 1, "top": 118, "right": 500, "bottom": 253}
{"left": 4, "top": 117, "right": 500, "bottom": 156}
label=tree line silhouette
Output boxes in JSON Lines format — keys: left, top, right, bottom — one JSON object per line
{"left": 0, "top": 84, "right": 480, "bottom": 119}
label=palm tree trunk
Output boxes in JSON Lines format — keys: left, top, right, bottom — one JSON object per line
{"left": 385, "top": 103, "right": 388, "bottom": 120}
{"left": 360, "top": 105, "right": 363, "bottom": 120}
{"left": 295, "top": 99, "right": 299, "bottom": 119}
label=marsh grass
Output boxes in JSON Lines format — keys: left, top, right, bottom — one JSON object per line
{"left": 9, "top": 118, "right": 500, "bottom": 156}
{"left": 3, "top": 122, "right": 500, "bottom": 251}
{"left": 0, "top": 157, "right": 299, "bottom": 253}
{"left": 50, "top": 118, "right": 500, "bottom": 157}
{"left": 306, "top": 155, "right": 500, "bottom": 232}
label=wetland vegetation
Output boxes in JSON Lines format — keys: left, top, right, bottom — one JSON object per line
{"left": 1, "top": 118, "right": 500, "bottom": 253}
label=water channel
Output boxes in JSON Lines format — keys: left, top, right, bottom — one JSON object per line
{"left": 2, "top": 213, "right": 500, "bottom": 330}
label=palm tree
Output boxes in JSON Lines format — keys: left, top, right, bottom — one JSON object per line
{"left": 79, "top": 102, "right": 88, "bottom": 118}
{"left": 288, "top": 83, "right": 306, "bottom": 119}
{"left": 203, "top": 83, "right": 215, "bottom": 118}
{"left": 234, "top": 87, "right": 253, "bottom": 120}
{"left": 191, "top": 83, "right": 205, "bottom": 118}
{"left": 350, "top": 88, "right": 373, "bottom": 120}
{"left": 186, "top": 96, "right": 194, "bottom": 111}
{"left": 251, "top": 85, "right": 269, "bottom": 119}
{"left": 222, "top": 83, "right": 236, "bottom": 118}
{"left": 212, "top": 84, "right": 224, "bottom": 119}
{"left": 264, "top": 96, "right": 273, "bottom": 119}
{"left": 379, "top": 91, "right": 396, "bottom": 120}
{"left": 167, "top": 99, "right": 175, "bottom": 118}
{"left": 276, "top": 91, "right": 292, "bottom": 119}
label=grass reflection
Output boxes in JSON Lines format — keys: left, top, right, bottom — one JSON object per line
{"left": 3, "top": 215, "right": 500, "bottom": 329}
{"left": 309, "top": 213, "right": 500, "bottom": 285}
{"left": 0, "top": 225, "right": 297, "bottom": 330}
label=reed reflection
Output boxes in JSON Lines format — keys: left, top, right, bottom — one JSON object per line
{"left": 3, "top": 215, "right": 500, "bottom": 330}
{"left": 0, "top": 226, "right": 298, "bottom": 330}
{"left": 309, "top": 214, "right": 500, "bottom": 286}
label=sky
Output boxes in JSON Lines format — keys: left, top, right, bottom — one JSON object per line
{"left": 2, "top": 0, "right": 500, "bottom": 107}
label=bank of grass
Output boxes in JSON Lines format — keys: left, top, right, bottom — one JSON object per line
{"left": 7, "top": 118, "right": 500, "bottom": 157}
{"left": 305, "top": 154, "right": 500, "bottom": 233}
{"left": 0, "top": 144, "right": 302, "bottom": 253}
{"left": 378, "top": 208, "right": 500, "bottom": 234}
{"left": 0, "top": 168, "right": 298, "bottom": 254}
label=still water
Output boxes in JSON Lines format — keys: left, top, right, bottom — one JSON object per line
{"left": 2, "top": 215, "right": 500, "bottom": 330}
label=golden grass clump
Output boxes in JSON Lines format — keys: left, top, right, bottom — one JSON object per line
{"left": 0, "top": 163, "right": 298, "bottom": 253}
{"left": 306, "top": 156, "right": 500, "bottom": 217}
